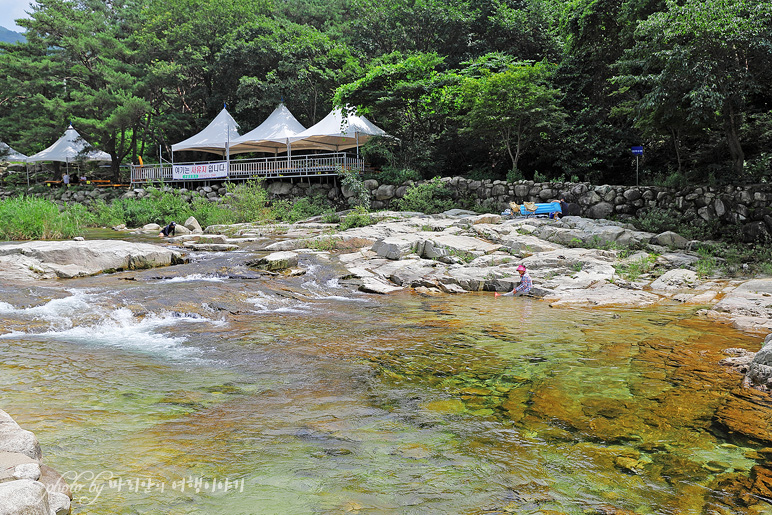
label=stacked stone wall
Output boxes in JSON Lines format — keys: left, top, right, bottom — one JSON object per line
{"left": 2, "top": 176, "right": 771, "bottom": 241}
{"left": 355, "top": 177, "right": 772, "bottom": 243}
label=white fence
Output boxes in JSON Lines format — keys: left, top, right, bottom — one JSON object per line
{"left": 130, "top": 152, "right": 362, "bottom": 184}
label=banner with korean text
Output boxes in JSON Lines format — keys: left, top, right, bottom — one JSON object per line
{"left": 172, "top": 161, "right": 228, "bottom": 180}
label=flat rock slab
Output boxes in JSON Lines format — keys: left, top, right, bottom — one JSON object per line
{"left": 0, "top": 240, "right": 183, "bottom": 281}
{"left": 359, "top": 277, "right": 404, "bottom": 294}
{"left": 544, "top": 283, "right": 661, "bottom": 307}
{"left": 706, "top": 278, "right": 772, "bottom": 333}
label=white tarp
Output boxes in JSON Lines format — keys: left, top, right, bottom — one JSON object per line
{"left": 26, "top": 125, "right": 111, "bottom": 163}
{"left": 229, "top": 103, "right": 306, "bottom": 155}
{"left": 288, "top": 106, "right": 387, "bottom": 152}
{"left": 171, "top": 108, "right": 241, "bottom": 155}
{"left": 0, "top": 141, "right": 27, "bottom": 162}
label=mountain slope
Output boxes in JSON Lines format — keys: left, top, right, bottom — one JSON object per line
{"left": 0, "top": 26, "right": 25, "bottom": 44}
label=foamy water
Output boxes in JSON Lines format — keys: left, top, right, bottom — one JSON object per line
{"left": 157, "top": 274, "right": 227, "bottom": 283}
{"left": 0, "top": 289, "right": 222, "bottom": 359}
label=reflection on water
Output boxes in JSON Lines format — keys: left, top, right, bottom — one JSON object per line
{"left": 0, "top": 250, "right": 768, "bottom": 514}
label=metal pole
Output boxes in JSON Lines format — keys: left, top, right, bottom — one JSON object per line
{"left": 636, "top": 155, "right": 639, "bottom": 186}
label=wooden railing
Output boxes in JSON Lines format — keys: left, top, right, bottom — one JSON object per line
{"left": 130, "top": 152, "right": 362, "bottom": 184}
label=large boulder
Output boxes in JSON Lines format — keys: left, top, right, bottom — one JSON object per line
{"left": 0, "top": 451, "right": 41, "bottom": 483}
{"left": 417, "top": 234, "right": 500, "bottom": 260}
{"left": 184, "top": 216, "right": 203, "bottom": 234}
{"left": 247, "top": 251, "right": 299, "bottom": 271}
{"left": 707, "top": 279, "right": 772, "bottom": 334}
{"left": 651, "top": 231, "right": 689, "bottom": 249}
{"left": 0, "top": 410, "right": 41, "bottom": 460}
{"left": 585, "top": 202, "right": 614, "bottom": 219}
{"left": 372, "top": 234, "right": 423, "bottom": 260}
{"left": 0, "top": 240, "right": 184, "bottom": 281}
{"left": 267, "top": 181, "right": 293, "bottom": 196}
{"left": 746, "top": 334, "right": 772, "bottom": 390}
{"left": 742, "top": 221, "right": 770, "bottom": 243}
{"left": 0, "top": 479, "right": 51, "bottom": 515}
{"left": 650, "top": 269, "right": 699, "bottom": 292}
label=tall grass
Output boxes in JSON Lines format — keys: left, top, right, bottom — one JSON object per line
{"left": 0, "top": 196, "right": 83, "bottom": 240}
{"left": 0, "top": 182, "right": 275, "bottom": 241}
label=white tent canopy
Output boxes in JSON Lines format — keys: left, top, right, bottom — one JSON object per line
{"left": 0, "top": 141, "right": 27, "bottom": 162}
{"left": 171, "top": 107, "right": 241, "bottom": 155}
{"left": 26, "top": 125, "right": 111, "bottom": 163}
{"left": 229, "top": 103, "right": 306, "bottom": 155}
{"left": 288, "top": 106, "right": 387, "bottom": 152}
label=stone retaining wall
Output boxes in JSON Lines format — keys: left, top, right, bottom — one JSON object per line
{"left": 2, "top": 176, "right": 771, "bottom": 241}
{"left": 357, "top": 177, "right": 772, "bottom": 243}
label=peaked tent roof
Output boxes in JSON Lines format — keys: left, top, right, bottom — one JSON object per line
{"left": 288, "top": 107, "right": 387, "bottom": 152}
{"left": 171, "top": 108, "right": 241, "bottom": 155}
{"left": 26, "top": 125, "right": 111, "bottom": 163}
{"left": 229, "top": 104, "right": 306, "bottom": 155}
{"left": 0, "top": 141, "right": 28, "bottom": 162}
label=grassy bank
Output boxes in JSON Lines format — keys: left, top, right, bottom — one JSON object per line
{"left": 0, "top": 181, "right": 342, "bottom": 242}
{"left": 0, "top": 196, "right": 85, "bottom": 240}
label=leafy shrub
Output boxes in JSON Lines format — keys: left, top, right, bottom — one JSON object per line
{"left": 393, "top": 177, "right": 455, "bottom": 214}
{"left": 614, "top": 255, "right": 656, "bottom": 281}
{"left": 469, "top": 198, "right": 499, "bottom": 214}
{"left": 340, "top": 206, "right": 374, "bottom": 230}
{"left": 466, "top": 168, "right": 501, "bottom": 181}
{"left": 190, "top": 197, "right": 237, "bottom": 227}
{"left": 632, "top": 207, "right": 719, "bottom": 240}
{"left": 340, "top": 167, "right": 370, "bottom": 209}
{"left": 106, "top": 192, "right": 193, "bottom": 228}
{"left": 364, "top": 166, "right": 421, "bottom": 184}
{"left": 506, "top": 168, "right": 525, "bottom": 183}
{"left": 321, "top": 211, "right": 341, "bottom": 223}
{"left": 224, "top": 180, "right": 270, "bottom": 222}
{"left": 271, "top": 196, "right": 329, "bottom": 223}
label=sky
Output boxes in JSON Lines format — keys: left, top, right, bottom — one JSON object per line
{"left": 0, "top": 0, "right": 32, "bottom": 32}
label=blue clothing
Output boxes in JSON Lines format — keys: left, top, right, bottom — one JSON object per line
{"left": 515, "top": 272, "right": 532, "bottom": 294}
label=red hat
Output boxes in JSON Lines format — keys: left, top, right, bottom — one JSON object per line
{"left": 517, "top": 265, "right": 526, "bottom": 272}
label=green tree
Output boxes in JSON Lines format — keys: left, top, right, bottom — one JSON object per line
{"left": 1, "top": 0, "right": 150, "bottom": 180}
{"left": 217, "top": 17, "right": 360, "bottom": 129}
{"left": 460, "top": 61, "right": 566, "bottom": 176}
{"left": 615, "top": 0, "right": 772, "bottom": 177}
{"left": 334, "top": 52, "right": 462, "bottom": 175}
{"left": 550, "top": 0, "right": 662, "bottom": 183}
{"left": 135, "top": 0, "right": 272, "bottom": 153}
{"left": 346, "top": 0, "right": 474, "bottom": 63}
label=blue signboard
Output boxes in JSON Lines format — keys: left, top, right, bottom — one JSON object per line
{"left": 631, "top": 146, "right": 644, "bottom": 155}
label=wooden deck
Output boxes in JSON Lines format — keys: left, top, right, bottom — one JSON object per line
{"left": 130, "top": 152, "right": 362, "bottom": 185}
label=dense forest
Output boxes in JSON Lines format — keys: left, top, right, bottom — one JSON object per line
{"left": 1, "top": 0, "right": 771, "bottom": 186}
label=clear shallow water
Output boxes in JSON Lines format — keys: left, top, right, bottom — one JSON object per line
{"left": 0, "top": 247, "right": 768, "bottom": 514}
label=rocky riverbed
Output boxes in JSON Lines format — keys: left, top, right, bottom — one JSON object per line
{"left": 2, "top": 209, "right": 772, "bottom": 512}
